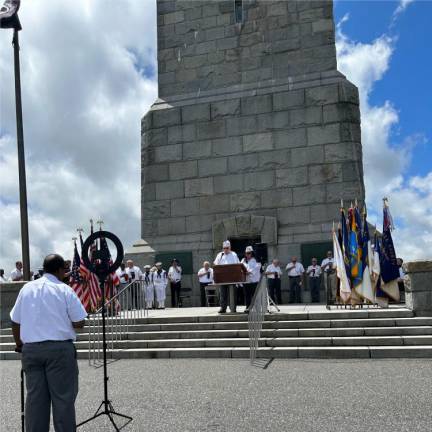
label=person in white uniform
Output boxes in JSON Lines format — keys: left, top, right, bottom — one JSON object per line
{"left": 125, "top": 260, "right": 142, "bottom": 309}
{"left": 197, "top": 261, "right": 214, "bottom": 306}
{"left": 241, "top": 246, "right": 262, "bottom": 313}
{"left": 265, "top": 259, "right": 283, "bottom": 304}
{"left": 286, "top": 256, "right": 305, "bottom": 303}
{"left": 213, "top": 240, "right": 240, "bottom": 313}
{"left": 142, "top": 265, "right": 154, "bottom": 309}
{"left": 168, "top": 259, "right": 182, "bottom": 307}
{"left": 10, "top": 260, "right": 23, "bottom": 281}
{"left": 153, "top": 262, "right": 167, "bottom": 309}
{"left": 306, "top": 257, "right": 322, "bottom": 303}
{"left": 10, "top": 254, "right": 87, "bottom": 432}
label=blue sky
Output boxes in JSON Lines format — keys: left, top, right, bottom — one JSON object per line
{"left": 335, "top": 0, "right": 431, "bottom": 178}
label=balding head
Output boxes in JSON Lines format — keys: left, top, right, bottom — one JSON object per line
{"left": 43, "top": 254, "right": 66, "bottom": 279}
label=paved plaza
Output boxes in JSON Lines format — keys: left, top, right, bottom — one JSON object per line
{"left": 1, "top": 357, "right": 431, "bottom": 432}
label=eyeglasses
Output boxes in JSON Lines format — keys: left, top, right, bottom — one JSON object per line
{"left": 223, "top": 247, "right": 229, "bottom": 249}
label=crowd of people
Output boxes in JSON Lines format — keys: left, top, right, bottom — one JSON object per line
{"left": 3, "top": 245, "right": 406, "bottom": 314}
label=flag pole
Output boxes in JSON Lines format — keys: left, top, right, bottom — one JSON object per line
{"left": 12, "top": 27, "right": 31, "bottom": 281}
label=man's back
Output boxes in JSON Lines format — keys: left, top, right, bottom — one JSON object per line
{"left": 11, "top": 274, "right": 85, "bottom": 343}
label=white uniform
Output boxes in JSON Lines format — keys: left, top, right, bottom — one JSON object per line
{"left": 152, "top": 269, "right": 168, "bottom": 307}
{"left": 125, "top": 265, "right": 142, "bottom": 282}
{"left": 241, "top": 258, "right": 261, "bottom": 283}
{"left": 142, "top": 270, "right": 154, "bottom": 308}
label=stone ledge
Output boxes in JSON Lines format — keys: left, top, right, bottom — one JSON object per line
{"left": 403, "top": 260, "right": 432, "bottom": 273}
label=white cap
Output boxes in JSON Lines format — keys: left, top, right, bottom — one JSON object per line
{"left": 245, "top": 246, "right": 253, "bottom": 253}
{"left": 223, "top": 240, "right": 231, "bottom": 248}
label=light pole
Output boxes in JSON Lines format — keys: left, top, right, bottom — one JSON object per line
{"left": 1, "top": 0, "right": 30, "bottom": 280}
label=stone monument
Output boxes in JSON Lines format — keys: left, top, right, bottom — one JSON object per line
{"left": 127, "top": 0, "right": 365, "bottom": 305}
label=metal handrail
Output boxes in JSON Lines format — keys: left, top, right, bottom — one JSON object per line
{"left": 87, "top": 280, "right": 150, "bottom": 367}
{"left": 248, "top": 276, "right": 268, "bottom": 365}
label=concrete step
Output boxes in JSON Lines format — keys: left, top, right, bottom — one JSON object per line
{"left": 3, "top": 345, "right": 432, "bottom": 361}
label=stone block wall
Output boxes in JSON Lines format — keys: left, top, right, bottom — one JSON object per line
{"left": 132, "top": 0, "right": 366, "bottom": 305}
{"left": 156, "top": 0, "right": 337, "bottom": 97}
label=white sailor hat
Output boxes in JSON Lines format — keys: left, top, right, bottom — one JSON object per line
{"left": 155, "top": 262, "right": 162, "bottom": 266}
{"left": 144, "top": 265, "right": 151, "bottom": 270}
{"left": 245, "top": 246, "right": 254, "bottom": 253}
{"left": 223, "top": 240, "right": 231, "bottom": 248}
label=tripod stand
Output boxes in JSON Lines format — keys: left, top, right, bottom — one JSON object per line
{"left": 77, "top": 231, "right": 132, "bottom": 431}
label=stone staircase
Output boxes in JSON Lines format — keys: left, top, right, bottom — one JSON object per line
{"left": 2, "top": 308, "right": 432, "bottom": 360}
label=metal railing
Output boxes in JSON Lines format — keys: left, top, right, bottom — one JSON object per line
{"left": 87, "top": 280, "right": 149, "bottom": 367}
{"left": 248, "top": 276, "right": 268, "bottom": 365}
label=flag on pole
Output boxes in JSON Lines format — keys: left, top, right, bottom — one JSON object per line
{"left": 380, "top": 199, "right": 400, "bottom": 301}
{"left": 348, "top": 205, "right": 363, "bottom": 304}
{"left": 356, "top": 208, "right": 374, "bottom": 303}
{"left": 373, "top": 232, "right": 389, "bottom": 308}
{"left": 333, "top": 226, "right": 351, "bottom": 303}
{"left": 70, "top": 240, "right": 90, "bottom": 311}
{"left": 0, "top": 0, "right": 21, "bottom": 29}
{"left": 100, "top": 236, "right": 121, "bottom": 313}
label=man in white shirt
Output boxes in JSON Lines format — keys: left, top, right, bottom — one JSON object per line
{"left": 306, "top": 257, "right": 322, "bottom": 303}
{"left": 321, "top": 251, "right": 336, "bottom": 305}
{"left": 168, "top": 258, "right": 182, "bottom": 307}
{"left": 197, "top": 261, "right": 214, "bottom": 307}
{"left": 286, "top": 256, "right": 305, "bottom": 303}
{"left": 265, "top": 259, "right": 282, "bottom": 304}
{"left": 153, "top": 262, "right": 168, "bottom": 309}
{"left": 125, "top": 260, "right": 142, "bottom": 309}
{"left": 213, "top": 240, "right": 240, "bottom": 313}
{"left": 10, "top": 260, "right": 23, "bottom": 281}
{"left": 10, "top": 254, "right": 87, "bottom": 432}
{"left": 241, "top": 246, "right": 261, "bottom": 313}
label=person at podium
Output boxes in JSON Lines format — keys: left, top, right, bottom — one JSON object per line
{"left": 213, "top": 240, "right": 240, "bottom": 314}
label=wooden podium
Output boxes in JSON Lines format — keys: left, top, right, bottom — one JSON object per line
{"left": 213, "top": 263, "right": 247, "bottom": 284}
{"left": 211, "top": 264, "right": 247, "bottom": 312}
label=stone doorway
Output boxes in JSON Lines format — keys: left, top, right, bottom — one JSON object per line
{"left": 229, "top": 237, "right": 261, "bottom": 261}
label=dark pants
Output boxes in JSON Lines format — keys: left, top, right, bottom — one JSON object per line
{"left": 309, "top": 277, "right": 321, "bottom": 303}
{"left": 171, "top": 281, "right": 181, "bottom": 307}
{"left": 219, "top": 285, "right": 235, "bottom": 312}
{"left": 289, "top": 276, "right": 302, "bottom": 303}
{"left": 200, "top": 282, "right": 210, "bottom": 307}
{"left": 130, "top": 281, "right": 139, "bottom": 309}
{"left": 22, "top": 341, "right": 78, "bottom": 432}
{"left": 244, "top": 282, "right": 258, "bottom": 309}
{"left": 268, "top": 278, "right": 282, "bottom": 304}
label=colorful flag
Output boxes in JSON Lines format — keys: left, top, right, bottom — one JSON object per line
{"left": 0, "top": 0, "right": 21, "bottom": 30}
{"left": 373, "top": 233, "right": 389, "bottom": 308}
{"left": 333, "top": 227, "right": 351, "bottom": 303}
{"left": 356, "top": 208, "right": 374, "bottom": 303}
{"left": 100, "top": 236, "right": 121, "bottom": 313}
{"left": 380, "top": 199, "right": 400, "bottom": 301}
{"left": 348, "top": 205, "right": 363, "bottom": 303}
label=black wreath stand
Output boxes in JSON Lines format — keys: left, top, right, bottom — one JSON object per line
{"left": 77, "top": 230, "right": 132, "bottom": 431}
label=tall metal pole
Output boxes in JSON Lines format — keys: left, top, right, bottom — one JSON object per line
{"left": 12, "top": 28, "right": 30, "bottom": 281}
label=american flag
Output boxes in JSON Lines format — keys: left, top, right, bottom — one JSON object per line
{"left": 70, "top": 241, "right": 87, "bottom": 308}
{"left": 100, "top": 236, "right": 121, "bottom": 313}
{"left": 79, "top": 231, "right": 100, "bottom": 312}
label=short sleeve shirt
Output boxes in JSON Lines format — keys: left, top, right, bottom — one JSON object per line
{"left": 285, "top": 262, "right": 305, "bottom": 276}
{"left": 10, "top": 273, "right": 87, "bottom": 343}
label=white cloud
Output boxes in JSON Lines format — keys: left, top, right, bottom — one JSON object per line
{"left": 0, "top": 0, "right": 157, "bottom": 274}
{"left": 336, "top": 13, "right": 432, "bottom": 260}
{"left": 393, "top": 0, "right": 415, "bottom": 21}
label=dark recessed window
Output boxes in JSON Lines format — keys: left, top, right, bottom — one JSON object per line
{"left": 234, "top": 0, "right": 243, "bottom": 24}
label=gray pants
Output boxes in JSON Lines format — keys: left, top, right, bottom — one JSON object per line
{"left": 219, "top": 285, "right": 236, "bottom": 312}
{"left": 22, "top": 341, "right": 78, "bottom": 432}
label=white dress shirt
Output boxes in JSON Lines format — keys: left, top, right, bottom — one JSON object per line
{"left": 213, "top": 251, "right": 239, "bottom": 265}
{"left": 265, "top": 264, "right": 282, "bottom": 279}
{"left": 126, "top": 266, "right": 142, "bottom": 281}
{"left": 306, "top": 265, "right": 322, "bottom": 278}
{"left": 241, "top": 258, "right": 261, "bottom": 283}
{"left": 198, "top": 268, "right": 214, "bottom": 284}
{"left": 10, "top": 273, "right": 87, "bottom": 343}
{"left": 286, "top": 262, "right": 305, "bottom": 277}
{"left": 168, "top": 266, "right": 182, "bottom": 283}
{"left": 321, "top": 258, "right": 335, "bottom": 273}
{"left": 10, "top": 268, "right": 23, "bottom": 281}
